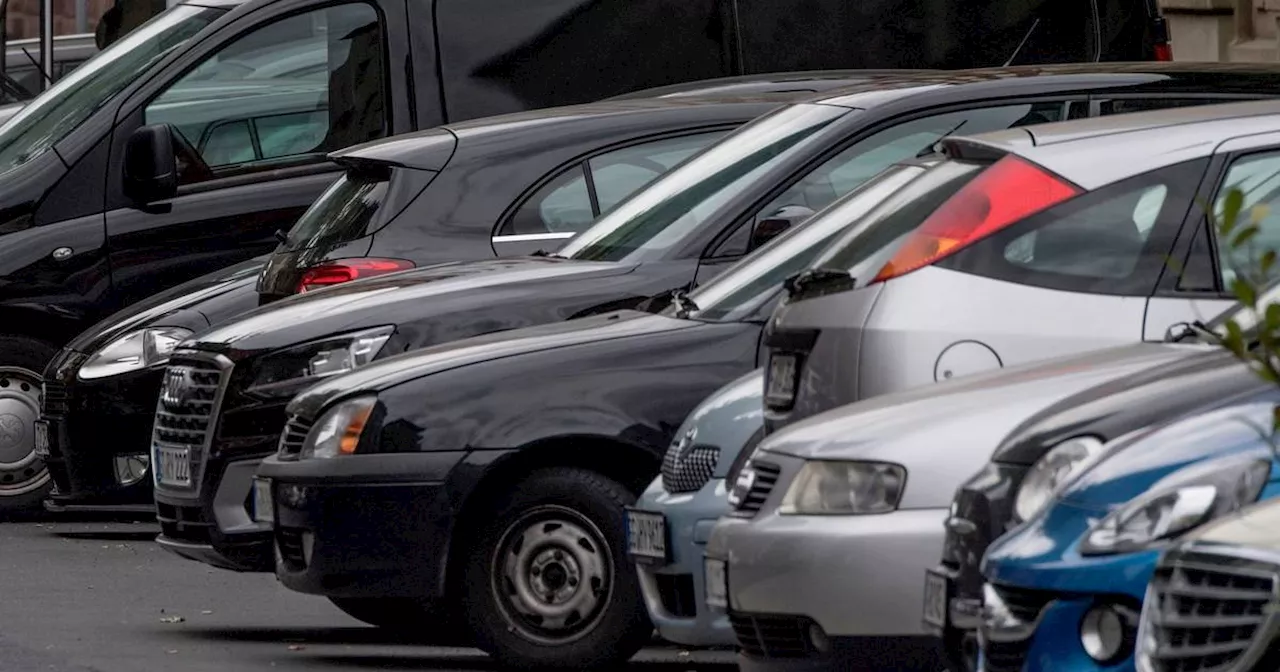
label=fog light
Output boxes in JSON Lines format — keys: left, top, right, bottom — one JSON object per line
{"left": 808, "top": 622, "right": 830, "bottom": 653}
{"left": 113, "top": 454, "right": 150, "bottom": 486}
{"left": 1081, "top": 605, "right": 1126, "bottom": 662}
{"left": 280, "top": 484, "right": 310, "bottom": 508}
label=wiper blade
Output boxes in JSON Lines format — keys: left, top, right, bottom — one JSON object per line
{"left": 915, "top": 120, "right": 967, "bottom": 158}
{"left": 530, "top": 249, "right": 565, "bottom": 259}
{"left": 670, "top": 288, "right": 699, "bottom": 319}
{"left": 783, "top": 267, "right": 854, "bottom": 298}
{"left": 1167, "top": 320, "right": 1216, "bottom": 343}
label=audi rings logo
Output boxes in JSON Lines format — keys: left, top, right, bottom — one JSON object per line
{"left": 161, "top": 367, "right": 194, "bottom": 408}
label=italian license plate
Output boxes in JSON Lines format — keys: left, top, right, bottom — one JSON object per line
{"left": 252, "top": 477, "right": 273, "bottom": 524}
{"left": 923, "top": 569, "right": 950, "bottom": 632}
{"left": 705, "top": 557, "right": 728, "bottom": 609}
{"left": 33, "top": 420, "right": 49, "bottom": 459}
{"left": 766, "top": 354, "right": 797, "bottom": 405}
{"left": 154, "top": 446, "right": 191, "bottom": 487}
{"left": 625, "top": 508, "right": 667, "bottom": 563}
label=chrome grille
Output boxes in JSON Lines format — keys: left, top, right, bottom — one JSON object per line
{"left": 151, "top": 351, "right": 231, "bottom": 496}
{"left": 733, "top": 461, "right": 781, "bottom": 515}
{"left": 660, "top": 434, "right": 720, "bottom": 493}
{"left": 730, "top": 612, "right": 816, "bottom": 658}
{"left": 277, "top": 414, "right": 314, "bottom": 460}
{"left": 1139, "top": 552, "right": 1279, "bottom": 672}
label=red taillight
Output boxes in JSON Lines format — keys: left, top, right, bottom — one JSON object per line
{"left": 871, "top": 155, "right": 1082, "bottom": 283}
{"left": 296, "top": 257, "right": 415, "bottom": 293}
{"left": 1154, "top": 42, "right": 1173, "bottom": 62}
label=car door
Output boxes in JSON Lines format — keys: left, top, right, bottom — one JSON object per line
{"left": 1146, "top": 137, "right": 1280, "bottom": 339}
{"left": 101, "top": 0, "right": 410, "bottom": 311}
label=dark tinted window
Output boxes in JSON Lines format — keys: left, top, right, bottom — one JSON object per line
{"left": 939, "top": 159, "right": 1208, "bottom": 296}
{"left": 1098, "top": 98, "right": 1244, "bottom": 116}
{"left": 282, "top": 171, "right": 389, "bottom": 252}
{"left": 1176, "top": 223, "right": 1217, "bottom": 292}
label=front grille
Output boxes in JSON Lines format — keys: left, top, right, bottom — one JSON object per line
{"left": 1140, "top": 553, "right": 1278, "bottom": 672}
{"left": 660, "top": 440, "right": 720, "bottom": 494}
{"left": 981, "top": 584, "right": 1057, "bottom": 672}
{"left": 152, "top": 353, "right": 230, "bottom": 496}
{"left": 277, "top": 414, "right": 314, "bottom": 459}
{"left": 655, "top": 573, "right": 697, "bottom": 618}
{"left": 277, "top": 527, "right": 307, "bottom": 571}
{"left": 41, "top": 380, "right": 68, "bottom": 418}
{"left": 984, "top": 638, "right": 1032, "bottom": 672}
{"left": 730, "top": 612, "right": 816, "bottom": 658}
{"left": 734, "top": 461, "right": 781, "bottom": 515}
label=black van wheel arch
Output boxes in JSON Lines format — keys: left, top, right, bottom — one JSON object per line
{"left": 462, "top": 467, "right": 652, "bottom": 670}
{"left": 0, "top": 335, "right": 58, "bottom": 518}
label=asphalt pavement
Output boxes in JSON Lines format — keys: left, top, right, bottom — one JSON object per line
{"left": 0, "top": 518, "right": 736, "bottom": 672}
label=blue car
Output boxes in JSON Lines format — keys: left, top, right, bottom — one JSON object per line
{"left": 628, "top": 368, "right": 763, "bottom": 647}
{"left": 978, "top": 385, "right": 1280, "bottom": 672}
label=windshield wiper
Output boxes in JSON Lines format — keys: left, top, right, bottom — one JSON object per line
{"left": 530, "top": 249, "right": 565, "bottom": 259}
{"left": 670, "top": 288, "right": 699, "bottom": 319}
{"left": 1166, "top": 320, "right": 1216, "bottom": 343}
{"left": 915, "top": 120, "right": 968, "bottom": 158}
{"left": 783, "top": 267, "right": 854, "bottom": 298}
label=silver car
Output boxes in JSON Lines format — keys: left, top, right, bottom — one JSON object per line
{"left": 705, "top": 340, "right": 1211, "bottom": 671}
{"left": 760, "top": 99, "right": 1280, "bottom": 434}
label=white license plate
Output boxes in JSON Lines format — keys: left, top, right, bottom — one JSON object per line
{"left": 705, "top": 557, "right": 728, "bottom": 609}
{"left": 33, "top": 420, "right": 49, "bottom": 459}
{"left": 766, "top": 354, "right": 797, "bottom": 405}
{"left": 252, "top": 477, "right": 273, "bottom": 524}
{"left": 625, "top": 509, "right": 667, "bottom": 562}
{"left": 154, "top": 446, "right": 191, "bottom": 487}
{"left": 923, "top": 569, "right": 949, "bottom": 631}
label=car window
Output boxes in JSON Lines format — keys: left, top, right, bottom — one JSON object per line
{"left": 1097, "top": 98, "right": 1244, "bottom": 116}
{"left": 1212, "top": 151, "right": 1280, "bottom": 288}
{"left": 500, "top": 130, "right": 727, "bottom": 237}
{"left": 145, "top": 3, "right": 386, "bottom": 184}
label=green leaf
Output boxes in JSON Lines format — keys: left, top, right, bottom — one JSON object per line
{"left": 1221, "top": 188, "right": 1245, "bottom": 236}
{"left": 1233, "top": 224, "right": 1260, "bottom": 249}
{"left": 1231, "top": 277, "right": 1259, "bottom": 308}
{"left": 1224, "top": 320, "right": 1246, "bottom": 356}
{"left": 1263, "top": 249, "right": 1277, "bottom": 276}
{"left": 1267, "top": 303, "right": 1280, "bottom": 333}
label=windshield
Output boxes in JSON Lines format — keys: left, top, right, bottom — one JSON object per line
{"left": 0, "top": 5, "right": 222, "bottom": 179}
{"left": 557, "top": 103, "right": 850, "bottom": 263}
{"left": 686, "top": 162, "right": 928, "bottom": 322}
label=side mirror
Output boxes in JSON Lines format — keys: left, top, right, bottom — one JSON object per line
{"left": 751, "top": 205, "right": 814, "bottom": 250}
{"left": 123, "top": 124, "right": 178, "bottom": 204}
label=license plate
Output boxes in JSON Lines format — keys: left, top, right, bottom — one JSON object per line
{"left": 625, "top": 508, "right": 667, "bottom": 563}
{"left": 33, "top": 420, "right": 49, "bottom": 459}
{"left": 765, "top": 354, "right": 798, "bottom": 406}
{"left": 252, "top": 477, "right": 273, "bottom": 524}
{"left": 154, "top": 445, "right": 190, "bottom": 487}
{"left": 923, "top": 569, "right": 950, "bottom": 632}
{"left": 705, "top": 557, "right": 728, "bottom": 609}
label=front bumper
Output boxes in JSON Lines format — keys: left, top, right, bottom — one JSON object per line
{"left": 259, "top": 451, "right": 465, "bottom": 600}
{"left": 41, "top": 354, "right": 159, "bottom": 510}
{"left": 155, "top": 456, "right": 273, "bottom": 572}
{"left": 633, "top": 476, "right": 734, "bottom": 647}
{"left": 707, "top": 508, "right": 948, "bottom": 670}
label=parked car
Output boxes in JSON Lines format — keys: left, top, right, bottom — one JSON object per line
{"left": 33, "top": 93, "right": 796, "bottom": 515}
{"left": 929, "top": 283, "right": 1280, "bottom": 672}
{"left": 1135, "top": 494, "right": 1280, "bottom": 672}
{"left": 700, "top": 336, "right": 1213, "bottom": 671}
{"left": 1, "top": 33, "right": 98, "bottom": 102}
{"left": 759, "top": 97, "right": 1280, "bottom": 438}
{"left": 630, "top": 368, "right": 764, "bottom": 648}
{"left": 979, "top": 386, "right": 1280, "bottom": 672}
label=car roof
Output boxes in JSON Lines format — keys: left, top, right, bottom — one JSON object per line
{"left": 946, "top": 98, "right": 1280, "bottom": 189}
{"left": 332, "top": 94, "right": 798, "bottom": 171}
{"left": 608, "top": 69, "right": 939, "bottom": 100}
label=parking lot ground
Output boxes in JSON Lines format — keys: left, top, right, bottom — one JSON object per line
{"left": 0, "top": 519, "right": 735, "bottom": 672}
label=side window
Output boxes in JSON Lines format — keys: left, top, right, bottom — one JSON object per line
{"left": 713, "top": 102, "right": 1069, "bottom": 258}
{"left": 1097, "top": 98, "right": 1243, "bottom": 116}
{"left": 500, "top": 130, "right": 727, "bottom": 237}
{"left": 939, "top": 159, "right": 1209, "bottom": 296}
{"left": 1212, "top": 151, "right": 1280, "bottom": 287}
{"left": 145, "top": 3, "right": 386, "bottom": 184}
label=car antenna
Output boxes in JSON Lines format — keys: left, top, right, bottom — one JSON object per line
{"left": 1001, "top": 18, "right": 1040, "bottom": 67}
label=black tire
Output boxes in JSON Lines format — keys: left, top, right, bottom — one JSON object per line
{"left": 463, "top": 468, "right": 652, "bottom": 670}
{"left": 0, "top": 335, "right": 58, "bottom": 519}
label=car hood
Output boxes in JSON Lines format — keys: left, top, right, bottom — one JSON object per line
{"left": 757, "top": 342, "right": 1203, "bottom": 509}
{"left": 189, "top": 257, "right": 637, "bottom": 353}
{"left": 64, "top": 256, "right": 268, "bottom": 355}
{"left": 287, "top": 310, "right": 696, "bottom": 419}
{"left": 993, "top": 347, "right": 1262, "bottom": 464}
{"left": 1057, "top": 385, "right": 1280, "bottom": 512}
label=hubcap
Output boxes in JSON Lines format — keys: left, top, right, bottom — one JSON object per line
{"left": 0, "top": 366, "right": 48, "bottom": 497}
{"left": 491, "top": 504, "right": 613, "bottom": 645}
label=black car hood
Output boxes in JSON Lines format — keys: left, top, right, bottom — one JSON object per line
{"left": 190, "top": 256, "right": 640, "bottom": 354}
{"left": 992, "top": 345, "right": 1266, "bottom": 465}
{"left": 288, "top": 309, "right": 697, "bottom": 418}
{"left": 63, "top": 256, "right": 268, "bottom": 355}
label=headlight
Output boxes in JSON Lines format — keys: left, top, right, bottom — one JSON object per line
{"left": 1013, "top": 436, "right": 1106, "bottom": 523}
{"left": 79, "top": 327, "right": 193, "bottom": 380}
{"left": 245, "top": 326, "right": 393, "bottom": 399}
{"left": 1079, "top": 455, "right": 1271, "bottom": 556}
{"left": 779, "top": 460, "right": 906, "bottom": 515}
{"left": 299, "top": 396, "right": 377, "bottom": 459}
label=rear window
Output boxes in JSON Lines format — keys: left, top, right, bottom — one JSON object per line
{"left": 281, "top": 166, "right": 435, "bottom": 252}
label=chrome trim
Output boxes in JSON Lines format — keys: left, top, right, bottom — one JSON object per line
{"left": 491, "top": 232, "right": 576, "bottom": 243}
{"left": 978, "top": 583, "right": 1050, "bottom": 645}
{"left": 151, "top": 349, "right": 233, "bottom": 500}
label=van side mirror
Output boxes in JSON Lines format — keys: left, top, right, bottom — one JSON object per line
{"left": 751, "top": 205, "right": 814, "bottom": 250}
{"left": 123, "top": 124, "right": 178, "bottom": 204}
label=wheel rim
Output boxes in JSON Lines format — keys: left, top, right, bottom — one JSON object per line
{"left": 490, "top": 504, "right": 614, "bottom": 645}
{"left": 0, "top": 366, "right": 48, "bottom": 497}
